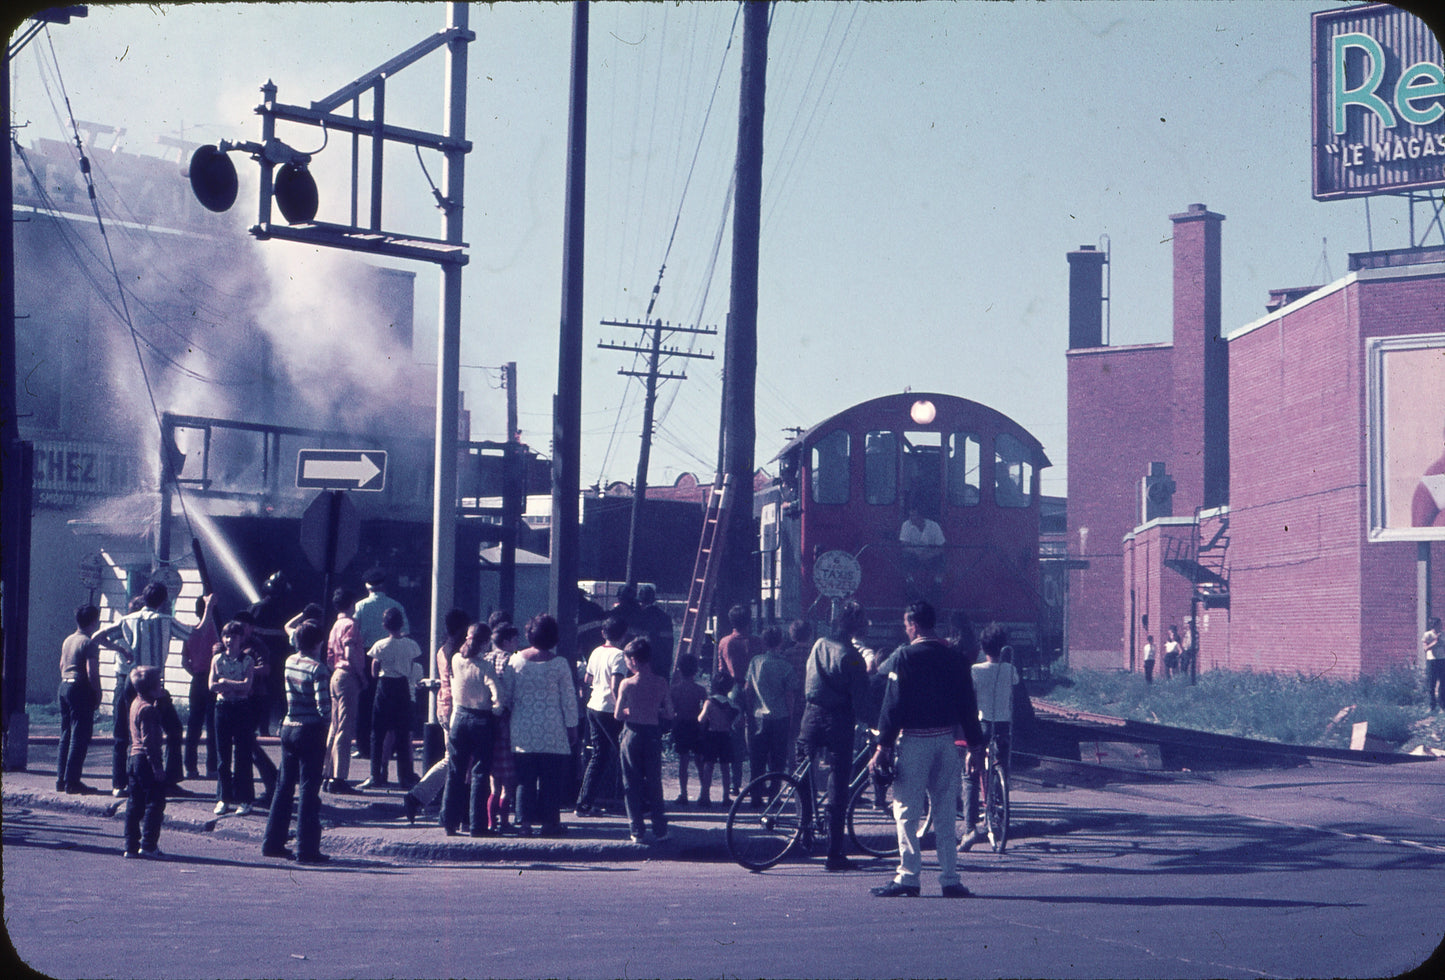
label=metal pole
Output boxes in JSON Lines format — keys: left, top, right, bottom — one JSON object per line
{"left": 429, "top": 0, "right": 468, "bottom": 662}
{"left": 721, "top": 1, "right": 768, "bottom": 613}
{"left": 549, "top": 0, "right": 588, "bottom": 663}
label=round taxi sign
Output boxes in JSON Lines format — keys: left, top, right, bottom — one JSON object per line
{"left": 79, "top": 553, "right": 104, "bottom": 590}
{"left": 813, "top": 550, "right": 862, "bottom": 599}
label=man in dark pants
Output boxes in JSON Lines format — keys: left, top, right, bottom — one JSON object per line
{"left": 262, "top": 619, "right": 332, "bottom": 864}
{"left": 869, "top": 600, "right": 984, "bottom": 898}
{"left": 102, "top": 583, "right": 212, "bottom": 796}
{"left": 797, "top": 600, "right": 871, "bottom": 871}
{"left": 181, "top": 595, "right": 219, "bottom": 779}
{"left": 57, "top": 604, "right": 107, "bottom": 793}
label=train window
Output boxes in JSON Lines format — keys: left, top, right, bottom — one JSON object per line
{"left": 865, "top": 431, "right": 898, "bottom": 505}
{"left": 946, "top": 432, "right": 982, "bottom": 506}
{"left": 901, "top": 431, "right": 942, "bottom": 518}
{"left": 994, "top": 432, "right": 1033, "bottom": 508}
{"left": 810, "top": 429, "right": 850, "bottom": 504}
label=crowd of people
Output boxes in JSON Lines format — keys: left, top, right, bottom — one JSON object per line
{"left": 60, "top": 567, "right": 1038, "bottom": 896}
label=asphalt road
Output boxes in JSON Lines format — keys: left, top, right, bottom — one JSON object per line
{"left": 5, "top": 758, "right": 1444, "bottom": 979}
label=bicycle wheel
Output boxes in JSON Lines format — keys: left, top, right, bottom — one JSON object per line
{"left": 846, "top": 775, "right": 899, "bottom": 857}
{"left": 985, "top": 766, "right": 1009, "bottom": 853}
{"left": 727, "top": 772, "right": 806, "bottom": 871}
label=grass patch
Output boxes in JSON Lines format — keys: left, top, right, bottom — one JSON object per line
{"left": 1030, "top": 666, "right": 1443, "bottom": 752}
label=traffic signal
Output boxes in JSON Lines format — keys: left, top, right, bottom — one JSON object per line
{"left": 273, "top": 162, "right": 318, "bottom": 224}
{"left": 187, "top": 145, "right": 238, "bottom": 213}
{"left": 186, "top": 141, "right": 318, "bottom": 225}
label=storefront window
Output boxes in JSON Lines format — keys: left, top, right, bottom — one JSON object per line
{"left": 811, "top": 429, "right": 850, "bottom": 504}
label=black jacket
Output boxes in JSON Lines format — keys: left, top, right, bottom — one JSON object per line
{"left": 876, "top": 637, "right": 984, "bottom": 749}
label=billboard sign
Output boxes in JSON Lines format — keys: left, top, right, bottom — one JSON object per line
{"left": 1367, "top": 333, "right": 1445, "bottom": 541}
{"left": 1313, "top": 3, "right": 1445, "bottom": 201}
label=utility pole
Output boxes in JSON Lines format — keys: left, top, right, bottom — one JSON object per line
{"left": 549, "top": 0, "right": 588, "bottom": 662}
{"left": 500, "top": 361, "right": 519, "bottom": 615}
{"left": 598, "top": 318, "right": 715, "bottom": 585}
{"left": 720, "top": 0, "right": 768, "bottom": 615}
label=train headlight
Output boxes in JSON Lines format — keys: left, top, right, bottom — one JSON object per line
{"left": 910, "top": 399, "right": 936, "bottom": 425}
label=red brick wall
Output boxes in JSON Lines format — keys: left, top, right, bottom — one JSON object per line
{"left": 1123, "top": 520, "right": 1200, "bottom": 673}
{"left": 1227, "top": 270, "right": 1445, "bottom": 677}
{"left": 1067, "top": 344, "right": 1173, "bottom": 666}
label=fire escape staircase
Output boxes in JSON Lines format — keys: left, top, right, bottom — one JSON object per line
{"left": 1162, "top": 507, "right": 1230, "bottom": 608}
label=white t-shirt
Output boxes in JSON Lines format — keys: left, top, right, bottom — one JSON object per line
{"left": 899, "top": 518, "right": 945, "bottom": 548}
{"left": 584, "top": 643, "right": 628, "bottom": 713}
{"left": 972, "top": 660, "right": 1018, "bottom": 723}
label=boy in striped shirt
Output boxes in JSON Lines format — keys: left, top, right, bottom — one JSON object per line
{"left": 262, "top": 620, "right": 333, "bottom": 864}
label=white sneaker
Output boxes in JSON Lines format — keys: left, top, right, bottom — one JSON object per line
{"left": 213, "top": 801, "right": 229, "bottom": 815}
{"left": 958, "top": 828, "right": 983, "bottom": 852}
{"left": 235, "top": 804, "right": 253, "bottom": 816}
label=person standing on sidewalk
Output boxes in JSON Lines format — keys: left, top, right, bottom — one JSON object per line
{"left": 743, "top": 626, "right": 799, "bottom": 807}
{"left": 1425, "top": 617, "right": 1444, "bottom": 712}
{"left": 574, "top": 616, "right": 629, "bottom": 816}
{"left": 798, "top": 600, "right": 872, "bottom": 872}
{"left": 57, "top": 604, "right": 108, "bottom": 794}
{"left": 210, "top": 621, "right": 257, "bottom": 817}
{"left": 102, "top": 582, "right": 212, "bottom": 795}
{"left": 180, "top": 596, "right": 220, "bottom": 780}
{"left": 262, "top": 619, "right": 332, "bottom": 864}
{"left": 614, "top": 637, "right": 674, "bottom": 844}
{"left": 441, "top": 622, "right": 503, "bottom": 837}
{"left": 359, "top": 607, "right": 420, "bottom": 789}
{"left": 869, "top": 600, "right": 984, "bottom": 898}
{"left": 122, "top": 666, "right": 170, "bottom": 858}
{"left": 352, "top": 569, "right": 409, "bottom": 762}
{"left": 323, "top": 589, "right": 365, "bottom": 794}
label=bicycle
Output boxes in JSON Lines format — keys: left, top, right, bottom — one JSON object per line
{"left": 979, "top": 726, "right": 1009, "bottom": 853}
{"left": 725, "top": 734, "right": 922, "bottom": 871}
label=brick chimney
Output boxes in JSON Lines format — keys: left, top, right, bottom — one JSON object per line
{"left": 1169, "top": 204, "right": 1227, "bottom": 511}
{"left": 1067, "top": 245, "right": 1108, "bottom": 349}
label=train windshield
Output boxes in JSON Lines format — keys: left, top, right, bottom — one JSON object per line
{"left": 995, "top": 432, "right": 1034, "bottom": 507}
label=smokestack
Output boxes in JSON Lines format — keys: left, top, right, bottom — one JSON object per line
{"left": 1067, "top": 245, "right": 1107, "bottom": 349}
{"left": 1169, "top": 204, "right": 1227, "bottom": 510}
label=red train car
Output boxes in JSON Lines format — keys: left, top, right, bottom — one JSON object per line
{"left": 759, "top": 392, "right": 1050, "bottom": 661}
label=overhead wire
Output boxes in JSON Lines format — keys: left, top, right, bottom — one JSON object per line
{"left": 39, "top": 24, "right": 201, "bottom": 546}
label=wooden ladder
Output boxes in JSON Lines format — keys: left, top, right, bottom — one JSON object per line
{"left": 677, "top": 474, "right": 731, "bottom": 671}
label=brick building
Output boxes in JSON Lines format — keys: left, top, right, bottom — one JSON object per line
{"left": 1064, "top": 204, "right": 1445, "bottom": 678}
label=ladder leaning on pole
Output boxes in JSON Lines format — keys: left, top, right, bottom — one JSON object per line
{"left": 677, "top": 474, "right": 731, "bottom": 673}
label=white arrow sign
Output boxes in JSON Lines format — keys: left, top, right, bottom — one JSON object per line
{"left": 296, "top": 449, "right": 387, "bottom": 491}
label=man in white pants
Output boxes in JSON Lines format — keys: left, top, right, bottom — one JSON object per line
{"left": 869, "top": 601, "right": 984, "bottom": 898}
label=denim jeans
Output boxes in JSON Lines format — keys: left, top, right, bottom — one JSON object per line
{"left": 891, "top": 731, "right": 962, "bottom": 889}
{"left": 184, "top": 671, "right": 217, "bottom": 776}
{"left": 124, "top": 756, "right": 167, "bottom": 852}
{"left": 369, "top": 676, "right": 416, "bottom": 784}
{"left": 620, "top": 722, "right": 666, "bottom": 837}
{"left": 263, "top": 723, "right": 326, "bottom": 858}
{"left": 576, "top": 708, "right": 622, "bottom": 809}
{"left": 514, "top": 752, "right": 567, "bottom": 831}
{"left": 214, "top": 699, "right": 256, "bottom": 804}
{"left": 442, "top": 707, "right": 494, "bottom": 833}
{"left": 57, "top": 681, "right": 96, "bottom": 790}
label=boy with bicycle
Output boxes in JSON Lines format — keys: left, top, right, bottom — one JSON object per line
{"left": 961, "top": 623, "right": 1018, "bottom": 851}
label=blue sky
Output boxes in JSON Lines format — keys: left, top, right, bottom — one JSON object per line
{"left": 10, "top": 0, "right": 1393, "bottom": 496}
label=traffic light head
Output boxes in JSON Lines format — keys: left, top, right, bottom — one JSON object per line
{"left": 188, "top": 145, "right": 238, "bottom": 213}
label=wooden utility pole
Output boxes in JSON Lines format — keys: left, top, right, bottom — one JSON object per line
{"left": 720, "top": 1, "right": 768, "bottom": 615}
{"left": 549, "top": 0, "right": 588, "bottom": 662}
{"left": 599, "top": 318, "right": 715, "bottom": 585}
{"left": 500, "top": 360, "right": 520, "bottom": 615}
